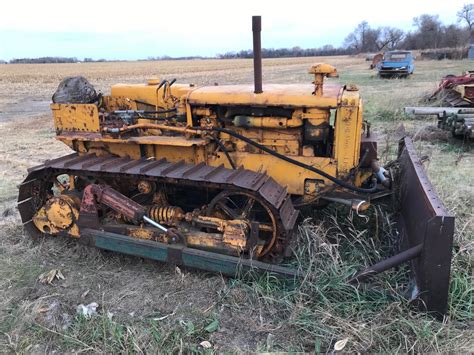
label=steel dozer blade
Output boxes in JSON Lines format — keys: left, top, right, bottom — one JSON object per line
{"left": 350, "top": 137, "right": 455, "bottom": 317}
{"left": 396, "top": 137, "right": 455, "bottom": 316}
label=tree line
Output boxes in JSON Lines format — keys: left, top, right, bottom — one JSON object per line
{"left": 344, "top": 8, "right": 472, "bottom": 53}
{"left": 218, "top": 46, "right": 352, "bottom": 59}
{"left": 219, "top": 5, "right": 473, "bottom": 58}
{"left": 2, "top": 5, "right": 472, "bottom": 63}
{"left": 5, "top": 57, "right": 111, "bottom": 64}
{"left": 8, "top": 57, "right": 79, "bottom": 64}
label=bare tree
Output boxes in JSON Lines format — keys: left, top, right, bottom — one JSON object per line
{"left": 457, "top": 4, "right": 474, "bottom": 41}
{"left": 441, "top": 24, "right": 469, "bottom": 47}
{"left": 413, "top": 14, "right": 443, "bottom": 49}
{"left": 344, "top": 21, "right": 381, "bottom": 52}
{"left": 364, "top": 28, "right": 381, "bottom": 52}
{"left": 344, "top": 22, "right": 370, "bottom": 51}
{"left": 376, "top": 27, "right": 405, "bottom": 50}
{"left": 457, "top": 4, "right": 474, "bottom": 30}
{"left": 344, "top": 31, "right": 361, "bottom": 51}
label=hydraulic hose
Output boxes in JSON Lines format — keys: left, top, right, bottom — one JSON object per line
{"left": 212, "top": 137, "right": 237, "bottom": 169}
{"left": 201, "top": 127, "right": 378, "bottom": 194}
{"left": 141, "top": 108, "right": 177, "bottom": 114}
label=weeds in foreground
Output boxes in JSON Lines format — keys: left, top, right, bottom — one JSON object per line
{"left": 372, "top": 108, "right": 409, "bottom": 122}
{"left": 225, "top": 208, "right": 473, "bottom": 352}
{"left": 1, "top": 204, "right": 472, "bottom": 353}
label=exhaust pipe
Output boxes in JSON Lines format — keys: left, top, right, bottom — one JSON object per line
{"left": 252, "top": 16, "right": 263, "bottom": 94}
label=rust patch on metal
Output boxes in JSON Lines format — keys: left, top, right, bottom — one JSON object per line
{"left": 360, "top": 134, "right": 378, "bottom": 167}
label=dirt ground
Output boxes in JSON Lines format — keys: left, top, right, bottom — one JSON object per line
{"left": 0, "top": 57, "right": 472, "bottom": 352}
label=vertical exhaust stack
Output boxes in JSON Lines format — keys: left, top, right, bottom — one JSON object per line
{"left": 252, "top": 16, "right": 263, "bottom": 94}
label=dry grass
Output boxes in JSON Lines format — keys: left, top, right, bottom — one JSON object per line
{"left": 0, "top": 57, "right": 472, "bottom": 352}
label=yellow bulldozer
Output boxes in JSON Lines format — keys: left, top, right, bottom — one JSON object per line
{"left": 18, "top": 17, "right": 454, "bottom": 317}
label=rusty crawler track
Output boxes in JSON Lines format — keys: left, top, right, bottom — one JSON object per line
{"left": 18, "top": 153, "right": 299, "bottom": 258}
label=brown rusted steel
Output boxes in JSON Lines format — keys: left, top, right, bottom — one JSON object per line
{"left": 89, "top": 184, "right": 145, "bottom": 222}
{"left": 360, "top": 134, "right": 378, "bottom": 167}
{"left": 431, "top": 72, "right": 474, "bottom": 107}
{"left": 348, "top": 243, "right": 423, "bottom": 283}
{"left": 252, "top": 16, "right": 263, "bottom": 94}
{"left": 370, "top": 53, "right": 383, "bottom": 69}
{"left": 396, "top": 137, "right": 455, "bottom": 317}
{"left": 445, "top": 92, "right": 473, "bottom": 107}
{"left": 432, "top": 73, "right": 474, "bottom": 98}
{"left": 77, "top": 184, "right": 100, "bottom": 229}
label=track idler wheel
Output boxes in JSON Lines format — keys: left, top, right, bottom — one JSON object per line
{"left": 206, "top": 190, "right": 283, "bottom": 259}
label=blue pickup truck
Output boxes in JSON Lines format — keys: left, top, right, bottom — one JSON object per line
{"left": 377, "top": 51, "right": 414, "bottom": 78}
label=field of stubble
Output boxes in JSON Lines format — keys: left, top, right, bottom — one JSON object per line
{"left": 0, "top": 57, "right": 472, "bottom": 353}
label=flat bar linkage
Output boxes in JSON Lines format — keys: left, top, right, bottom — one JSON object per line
{"left": 81, "top": 229, "right": 302, "bottom": 279}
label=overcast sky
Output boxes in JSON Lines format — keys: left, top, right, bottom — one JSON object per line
{"left": 0, "top": 0, "right": 468, "bottom": 60}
